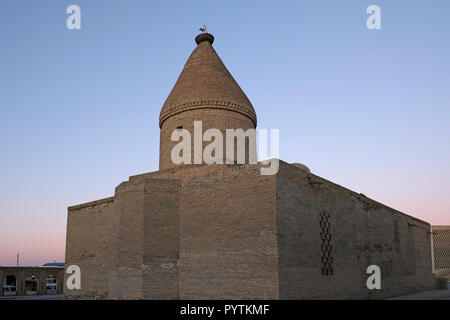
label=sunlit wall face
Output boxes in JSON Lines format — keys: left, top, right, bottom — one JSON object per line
{"left": 0, "top": 0, "right": 449, "bottom": 265}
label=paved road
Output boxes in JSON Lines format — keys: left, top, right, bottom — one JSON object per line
{"left": 1, "top": 284, "right": 449, "bottom": 300}
{"left": 386, "top": 282, "right": 450, "bottom": 300}
{"left": 0, "top": 294, "right": 63, "bottom": 300}
{"left": 386, "top": 290, "right": 450, "bottom": 300}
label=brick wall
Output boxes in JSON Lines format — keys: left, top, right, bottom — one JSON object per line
{"left": 159, "top": 108, "right": 255, "bottom": 170}
{"left": 65, "top": 161, "right": 436, "bottom": 299}
{"left": 178, "top": 164, "right": 278, "bottom": 299}
{"left": 276, "top": 161, "right": 435, "bottom": 299}
{"left": 64, "top": 197, "right": 117, "bottom": 299}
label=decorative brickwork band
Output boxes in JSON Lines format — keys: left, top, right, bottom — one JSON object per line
{"left": 159, "top": 100, "right": 258, "bottom": 128}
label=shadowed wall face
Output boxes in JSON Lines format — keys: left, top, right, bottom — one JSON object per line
{"left": 276, "top": 162, "right": 435, "bottom": 299}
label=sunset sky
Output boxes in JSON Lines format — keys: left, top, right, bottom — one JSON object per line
{"left": 0, "top": 0, "right": 449, "bottom": 266}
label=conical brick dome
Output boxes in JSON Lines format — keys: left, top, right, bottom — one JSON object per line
{"left": 159, "top": 33, "right": 257, "bottom": 128}
{"left": 159, "top": 33, "right": 257, "bottom": 170}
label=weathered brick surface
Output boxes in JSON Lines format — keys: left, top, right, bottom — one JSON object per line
{"left": 109, "top": 180, "right": 145, "bottom": 299}
{"left": 276, "top": 161, "right": 435, "bottom": 299}
{"left": 159, "top": 39, "right": 256, "bottom": 129}
{"left": 160, "top": 109, "right": 255, "bottom": 170}
{"left": 142, "top": 179, "right": 181, "bottom": 299}
{"left": 64, "top": 161, "right": 436, "bottom": 299}
{"left": 178, "top": 165, "right": 278, "bottom": 299}
{"left": 65, "top": 197, "right": 117, "bottom": 299}
{"left": 159, "top": 36, "right": 257, "bottom": 171}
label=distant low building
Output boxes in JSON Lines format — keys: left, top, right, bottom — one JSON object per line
{"left": 43, "top": 262, "right": 65, "bottom": 267}
{"left": 432, "top": 226, "right": 450, "bottom": 280}
{"left": 0, "top": 264, "right": 64, "bottom": 296}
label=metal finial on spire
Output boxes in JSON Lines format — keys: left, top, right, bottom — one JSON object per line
{"left": 199, "top": 25, "right": 207, "bottom": 33}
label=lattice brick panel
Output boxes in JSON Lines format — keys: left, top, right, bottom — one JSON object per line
{"left": 320, "top": 212, "right": 334, "bottom": 276}
{"left": 433, "top": 230, "right": 450, "bottom": 269}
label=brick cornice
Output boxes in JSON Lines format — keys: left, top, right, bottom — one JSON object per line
{"left": 159, "top": 100, "right": 257, "bottom": 128}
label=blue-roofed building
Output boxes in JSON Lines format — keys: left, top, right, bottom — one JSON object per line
{"left": 42, "top": 263, "right": 65, "bottom": 267}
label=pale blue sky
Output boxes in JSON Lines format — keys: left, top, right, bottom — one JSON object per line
{"left": 0, "top": 0, "right": 449, "bottom": 265}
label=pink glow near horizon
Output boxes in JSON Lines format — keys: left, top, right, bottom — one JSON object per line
{"left": 0, "top": 225, "right": 65, "bottom": 266}
{"left": 0, "top": 178, "right": 448, "bottom": 266}
{"left": 0, "top": 1, "right": 449, "bottom": 267}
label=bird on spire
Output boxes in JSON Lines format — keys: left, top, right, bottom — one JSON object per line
{"left": 199, "top": 25, "right": 207, "bottom": 33}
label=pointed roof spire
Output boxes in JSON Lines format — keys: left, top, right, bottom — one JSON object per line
{"left": 159, "top": 32, "right": 257, "bottom": 128}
